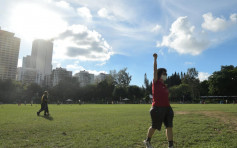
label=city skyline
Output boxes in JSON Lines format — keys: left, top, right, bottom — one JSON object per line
{"left": 0, "top": 0, "right": 237, "bottom": 86}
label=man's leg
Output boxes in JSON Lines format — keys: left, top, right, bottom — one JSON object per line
{"left": 144, "top": 126, "right": 156, "bottom": 148}
{"left": 165, "top": 107, "right": 174, "bottom": 147}
{"left": 166, "top": 127, "right": 173, "bottom": 140}
{"left": 37, "top": 104, "right": 45, "bottom": 115}
{"left": 45, "top": 104, "right": 49, "bottom": 115}
{"left": 166, "top": 127, "right": 173, "bottom": 147}
{"left": 147, "top": 126, "right": 156, "bottom": 139}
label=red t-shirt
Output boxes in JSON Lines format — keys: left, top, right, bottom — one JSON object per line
{"left": 152, "top": 79, "right": 170, "bottom": 107}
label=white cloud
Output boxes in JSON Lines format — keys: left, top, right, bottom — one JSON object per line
{"left": 54, "top": 24, "right": 113, "bottom": 61}
{"left": 55, "top": 1, "right": 71, "bottom": 9}
{"left": 66, "top": 64, "right": 85, "bottom": 71}
{"left": 52, "top": 61, "right": 62, "bottom": 68}
{"left": 97, "top": 8, "right": 114, "bottom": 20}
{"left": 66, "top": 62, "right": 107, "bottom": 76}
{"left": 184, "top": 62, "right": 194, "bottom": 66}
{"left": 17, "top": 59, "right": 22, "bottom": 67}
{"left": 96, "top": 62, "right": 106, "bottom": 66}
{"left": 202, "top": 13, "right": 237, "bottom": 32}
{"left": 202, "top": 13, "right": 228, "bottom": 32}
{"left": 77, "top": 7, "right": 92, "bottom": 20}
{"left": 230, "top": 13, "right": 237, "bottom": 22}
{"left": 87, "top": 70, "right": 107, "bottom": 76}
{"left": 70, "top": 0, "right": 136, "bottom": 23}
{"left": 152, "top": 25, "right": 162, "bottom": 33}
{"left": 198, "top": 72, "right": 211, "bottom": 81}
{"left": 65, "top": 61, "right": 85, "bottom": 75}
{"left": 158, "top": 16, "right": 209, "bottom": 56}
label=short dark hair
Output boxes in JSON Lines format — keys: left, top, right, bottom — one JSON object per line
{"left": 157, "top": 68, "right": 167, "bottom": 80}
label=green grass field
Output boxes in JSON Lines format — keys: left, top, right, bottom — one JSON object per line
{"left": 0, "top": 104, "right": 237, "bottom": 148}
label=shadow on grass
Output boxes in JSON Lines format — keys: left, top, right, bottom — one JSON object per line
{"left": 40, "top": 115, "right": 54, "bottom": 121}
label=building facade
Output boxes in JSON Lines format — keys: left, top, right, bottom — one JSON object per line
{"left": 74, "top": 70, "right": 94, "bottom": 87}
{"left": 16, "top": 67, "right": 37, "bottom": 84}
{"left": 22, "top": 55, "right": 32, "bottom": 68}
{"left": 95, "top": 73, "right": 109, "bottom": 83}
{"left": 0, "top": 28, "right": 21, "bottom": 80}
{"left": 52, "top": 67, "right": 72, "bottom": 87}
{"left": 31, "top": 39, "right": 53, "bottom": 85}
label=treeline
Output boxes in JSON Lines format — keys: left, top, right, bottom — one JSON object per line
{"left": 0, "top": 68, "right": 143, "bottom": 104}
{"left": 0, "top": 66, "right": 236, "bottom": 104}
{"left": 166, "top": 65, "right": 237, "bottom": 103}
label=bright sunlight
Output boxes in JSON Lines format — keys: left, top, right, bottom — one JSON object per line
{"left": 9, "top": 3, "right": 67, "bottom": 41}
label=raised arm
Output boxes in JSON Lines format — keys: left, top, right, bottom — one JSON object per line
{"left": 153, "top": 53, "right": 158, "bottom": 82}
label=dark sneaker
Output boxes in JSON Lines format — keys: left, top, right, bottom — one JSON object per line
{"left": 37, "top": 112, "right": 39, "bottom": 116}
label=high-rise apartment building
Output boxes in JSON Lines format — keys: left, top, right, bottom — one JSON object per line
{"left": 52, "top": 67, "right": 72, "bottom": 86}
{"left": 74, "top": 70, "right": 95, "bottom": 87}
{"left": 22, "top": 55, "right": 32, "bottom": 68}
{"left": 31, "top": 39, "right": 53, "bottom": 85}
{"left": 0, "top": 28, "right": 21, "bottom": 80}
{"left": 95, "top": 73, "right": 109, "bottom": 83}
{"left": 16, "top": 67, "right": 37, "bottom": 84}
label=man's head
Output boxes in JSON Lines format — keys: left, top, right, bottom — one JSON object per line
{"left": 44, "top": 91, "right": 48, "bottom": 95}
{"left": 157, "top": 68, "right": 167, "bottom": 81}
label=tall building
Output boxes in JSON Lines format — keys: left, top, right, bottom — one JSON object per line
{"left": 74, "top": 70, "right": 94, "bottom": 87}
{"left": 95, "top": 73, "right": 109, "bottom": 83}
{"left": 52, "top": 67, "right": 72, "bottom": 86}
{"left": 16, "top": 67, "right": 37, "bottom": 84}
{"left": 22, "top": 55, "right": 32, "bottom": 68}
{"left": 31, "top": 39, "right": 53, "bottom": 85}
{"left": 0, "top": 28, "right": 21, "bottom": 80}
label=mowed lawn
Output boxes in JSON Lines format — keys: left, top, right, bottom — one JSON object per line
{"left": 0, "top": 104, "right": 237, "bottom": 148}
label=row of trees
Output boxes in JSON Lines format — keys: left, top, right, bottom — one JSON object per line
{"left": 167, "top": 65, "right": 237, "bottom": 102}
{"left": 0, "top": 65, "right": 236, "bottom": 104}
{"left": 0, "top": 68, "right": 143, "bottom": 104}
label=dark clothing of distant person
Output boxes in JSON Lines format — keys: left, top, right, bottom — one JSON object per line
{"left": 37, "top": 94, "right": 49, "bottom": 116}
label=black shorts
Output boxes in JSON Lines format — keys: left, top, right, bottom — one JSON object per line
{"left": 150, "top": 106, "right": 174, "bottom": 130}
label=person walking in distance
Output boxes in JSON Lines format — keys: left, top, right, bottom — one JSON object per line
{"left": 37, "top": 91, "right": 50, "bottom": 116}
{"left": 144, "top": 53, "right": 174, "bottom": 148}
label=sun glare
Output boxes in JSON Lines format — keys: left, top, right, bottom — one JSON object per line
{"left": 10, "top": 4, "right": 67, "bottom": 41}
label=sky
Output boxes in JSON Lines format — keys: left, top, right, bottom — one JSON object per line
{"left": 0, "top": 0, "right": 237, "bottom": 87}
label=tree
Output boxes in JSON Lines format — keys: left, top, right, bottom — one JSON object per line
{"left": 108, "top": 70, "right": 118, "bottom": 86}
{"left": 169, "top": 84, "right": 192, "bottom": 102}
{"left": 112, "top": 86, "right": 127, "bottom": 101}
{"left": 24, "top": 83, "right": 42, "bottom": 103}
{"left": 187, "top": 68, "right": 198, "bottom": 79}
{"left": 200, "top": 80, "right": 209, "bottom": 96}
{"left": 49, "top": 77, "right": 80, "bottom": 103}
{"left": 97, "top": 79, "right": 115, "bottom": 102}
{"left": 182, "top": 68, "right": 200, "bottom": 101}
{"left": 166, "top": 72, "right": 181, "bottom": 88}
{"left": 116, "top": 68, "right": 132, "bottom": 87}
{"left": 209, "top": 65, "right": 237, "bottom": 96}
{"left": 144, "top": 73, "right": 152, "bottom": 96}
{"left": 127, "top": 85, "right": 143, "bottom": 103}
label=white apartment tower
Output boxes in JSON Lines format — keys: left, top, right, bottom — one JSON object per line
{"left": 95, "top": 73, "right": 108, "bottom": 83}
{"left": 74, "top": 70, "right": 94, "bottom": 87}
{"left": 31, "top": 39, "right": 53, "bottom": 84}
{"left": 0, "top": 28, "right": 20, "bottom": 80}
{"left": 52, "top": 67, "right": 72, "bottom": 86}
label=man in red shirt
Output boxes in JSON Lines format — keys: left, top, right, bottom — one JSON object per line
{"left": 144, "top": 53, "right": 174, "bottom": 148}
